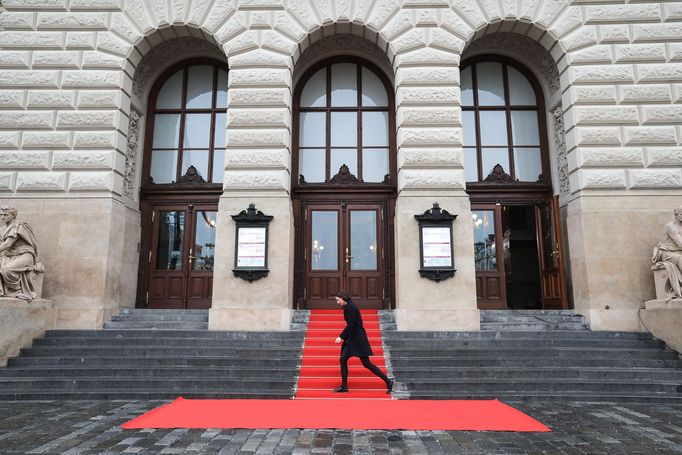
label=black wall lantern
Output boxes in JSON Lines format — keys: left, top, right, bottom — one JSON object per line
{"left": 232, "top": 203, "right": 273, "bottom": 282}
{"left": 414, "top": 202, "right": 457, "bottom": 282}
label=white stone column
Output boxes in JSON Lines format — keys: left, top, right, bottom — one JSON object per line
{"left": 209, "top": 57, "right": 295, "bottom": 331}
{"left": 392, "top": 51, "right": 479, "bottom": 331}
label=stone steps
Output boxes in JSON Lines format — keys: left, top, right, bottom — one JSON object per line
{"left": 0, "top": 366, "right": 298, "bottom": 378}
{"left": 388, "top": 366, "right": 682, "bottom": 380}
{"left": 385, "top": 338, "right": 665, "bottom": 349}
{"left": 104, "top": 309, "right": 210, "bottom": 330}
{"left": 386, "top": 347, "right": 678, "bottom": 359}
{"left": 377, "top": 310, "right": 681, "bottom": 402}
{"left": 18, "top": 346, "right": 303, "bottom": 357}
{"left": 9, "top": 356, "right": 298, "bottom": 368}
{"left": 0, "top": 389, "right": 293, "bottom": 401}
{"left": 385, "top": 310, "right": 682, "bottom": 402}
{"left": 479, "top": 310, "right": 587, "bottom": 331}
{"left": 32, "top": 337, "right": 303, "bottom": 348}
{"left": 402, "top": 391, "right": 682, "bottom": 404}
{"left": 389, "top": 357, "right": 681, "bottom": 369}
{"left": 0, "top": 309, "right": 305, "bottom": 400}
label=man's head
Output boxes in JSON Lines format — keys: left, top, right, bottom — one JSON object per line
{"left": 675, "top": 207, "right": 682, "bottom": 222}
{"left": 0, "top": 206, "right": 17, "bottom": 223}
{"left": 335, "top": 290, "right": 351, "bottom": 306}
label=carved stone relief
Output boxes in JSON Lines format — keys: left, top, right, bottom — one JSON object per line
{"left": 552, "top": 104, "right": 570, "bottom": 195}
{"left": 0, "top": 206, "right": 44, "bottom": 302}
{"left": 651, "top": 207, "right": 682, "bottom": 302}
{"left": 329, "top": 164, "right": 361, "bottom": 184}
{"left": 483, "top": 164, "right": 514, "bottom": 183}
{"left": 123, "top": 108, "right": 140, "bottom": 199}
{"left": 294, "top": 33, "right": 393, "bottom": 85}
{"left": 463, "top": 32, "right": 560, "bottom": 94}
{"left": 132, "top": 37, "right": 226, "bottom": 99}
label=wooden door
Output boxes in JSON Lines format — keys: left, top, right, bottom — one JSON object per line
{"left": 304, "top": 203, "right": 384, "bottom": 309}
{"left": 147, "top": 204, "right": 217, "bottom": 309}
{"left": 535, "top": 197, "right": 568, "bottom": 309}
{"left": 472, "top": 205, "right": 507, "bottom": 309}
{"left": 185, "top": 206, "right": 217, "bottom": 309}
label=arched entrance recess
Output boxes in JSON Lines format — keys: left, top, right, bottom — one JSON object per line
{"left": 462, "top": 55, "right": 568, "bottom": 310}
{"left": 292, "top": 57, "right": 397, "bottom": 309}
{"left": 135, "top": 58, "right": 228, "bottom": 309}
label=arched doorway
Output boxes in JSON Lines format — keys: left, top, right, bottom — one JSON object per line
{"left": 462, "top": 55, "right": 568, "bottom": 310}
{"left": 292, "top": 58, "right": 397, "bottom": 309}
{"left": 135, "top": 58, "right": 227, "bottom": 309}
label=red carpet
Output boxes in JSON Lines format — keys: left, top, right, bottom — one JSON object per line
{"left": 296, "top": 309, "right": 391, "bottom": 399}
{"left": 121, "top": 397, "right": 550, "bottom": 431}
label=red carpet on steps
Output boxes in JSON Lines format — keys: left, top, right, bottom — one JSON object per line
{"left": 121, "top": 397, "right": 551, "bottom": 432}
{"left": 120, "top": 308, "right": 551, "bottom": 432}
{"left": 296, "top": 309, "right": 390, "bottom": 399}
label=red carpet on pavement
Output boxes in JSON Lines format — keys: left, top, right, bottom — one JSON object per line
{"left": 296, "top": 309, "right": 391, "bottom": 399}
{"left": 121, "top": 397, "right": 550, "bottom": 432}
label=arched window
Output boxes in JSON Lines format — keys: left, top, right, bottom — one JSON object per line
{"left": 146, "top": 60, "right": 228, "bottom": 185}
{"left": 461, "top": 58, "right": 547, "bottom": 184}
{"left": 295, "top": 60, "right": 393, "bottom": 184}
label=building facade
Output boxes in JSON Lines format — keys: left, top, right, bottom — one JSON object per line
{"left": 0, "top": 0, "right": 680, "bottom": 332}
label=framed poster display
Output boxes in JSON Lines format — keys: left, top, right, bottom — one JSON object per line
{"left": 414, "top": 203, "right": 457, "bottom": 282}
{"left": 232, "top": 204, "right": 273, "bottom": 281}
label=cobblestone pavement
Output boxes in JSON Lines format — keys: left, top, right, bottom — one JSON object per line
{"left": 1, "top": 400, "right": 682, "bottom": 454}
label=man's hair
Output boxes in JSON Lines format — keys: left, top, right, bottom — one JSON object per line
{"left": 335, "top": 290, "right": 351, "bottom": 302}
{"left": 0, "top": 206, "right": 17, "bottom": 218}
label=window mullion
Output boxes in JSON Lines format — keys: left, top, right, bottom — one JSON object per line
{"left": 471, "top": 64, "right": 483, "bottom": 181}
{"left": 502, "top": 64, "right": 515, "bottom": 180}
{"left": 326, "top": 65, "right": 331, "bottom": 181}
{"left": 208, "top": 65, "right": 218, "bottom": 183}
{"left": 177, "top": 67, "right": 189, "bottom": 183}
{"left": 357, "top": 63, "right": 363, "bottom": 181}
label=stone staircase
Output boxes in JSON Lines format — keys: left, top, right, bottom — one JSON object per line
{"left": 0, "top": 309, "right": 305, "bottom": 400}
{"left": 480, "top": 310, "right": 587, "bottom": 331}
{"left": 384, "top": 310, "right": 682, "bottom": 402}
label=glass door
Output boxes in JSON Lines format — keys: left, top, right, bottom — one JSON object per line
{"left": 535, "top": 197, "right": 568, "bottom": 309}
{"left": 147, "top": 204, "right": 217, "bottom": 309}
{"left": 345, "top": 206, "right": 383, "bottom": 308}
{"left": 186, "top": 207, "right": 217, "bottom": 309}
{"left": 472, "top": 205, "right": 507, "bottom": 309}
{"left": 304, "top": 204, "right": 384, "bottom": 308}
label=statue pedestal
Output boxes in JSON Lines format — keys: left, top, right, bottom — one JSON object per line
{"left": 644, "top": 298, "right": 682, "bottom": 310}
{"left": 0, "top": 298, "right": 54, "bottom": 367}
{"left": 651, "top": 267, "right": 668, "bottom": 301}
{"left": 640, "top": 298, "right": 682, "bottom": 354}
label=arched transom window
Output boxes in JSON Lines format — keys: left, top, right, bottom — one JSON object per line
{"left": 148, "top": 62, "right": 227, "bottom": 184}
{"left": 297, "top": 61, "right": 392, "bottom": 184}
{"left": 461, "top": 59, "right": 546, "bottom": 183}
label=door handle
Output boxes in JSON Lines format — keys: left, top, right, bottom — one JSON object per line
{"left": 345, "top": 248, "right": 353, "bottom": 263}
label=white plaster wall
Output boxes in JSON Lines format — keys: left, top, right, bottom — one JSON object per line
{"left": 0, "top": 0, "right": 680, "bottom": 330}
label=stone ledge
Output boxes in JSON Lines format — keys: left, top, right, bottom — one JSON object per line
{"left": 0, "top": 298, "right": 54, "bottom": 367}
{"left": 395, "top": 309, "right": 480, "bottom": 331}
{"left": 640, "top": 302, "right": 682, "bottom": 354}
{"left": 208, "top": 308, "right": 292, "bottom": 331}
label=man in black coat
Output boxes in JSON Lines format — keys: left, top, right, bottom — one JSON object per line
{"left": 333, "top": 290, "right": 394, "bottom": 393}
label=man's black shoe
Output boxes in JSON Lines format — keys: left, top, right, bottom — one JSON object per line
{"left": 332, "top": 386, "right": 348, "bottom": 393}
{"left": 386, "top": 378, "right": 395, "bottom": 393}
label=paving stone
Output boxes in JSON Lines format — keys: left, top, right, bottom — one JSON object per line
{"left": 1, "top": 400, "right": 682, "bottom": 453}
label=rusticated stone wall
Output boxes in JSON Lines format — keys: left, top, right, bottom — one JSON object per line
{"left": 0, "top": 0, "right": 680, "bottom": 330}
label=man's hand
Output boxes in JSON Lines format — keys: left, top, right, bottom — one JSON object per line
{"left": 335, "top": 337, "right": 342, "bottom": 344}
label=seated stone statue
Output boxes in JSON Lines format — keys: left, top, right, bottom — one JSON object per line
{"left": 0, "top": 206, "right": 43, "bottom": 302}
{"left": 652, "top": 207, "right": 682, "bottom": 300}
